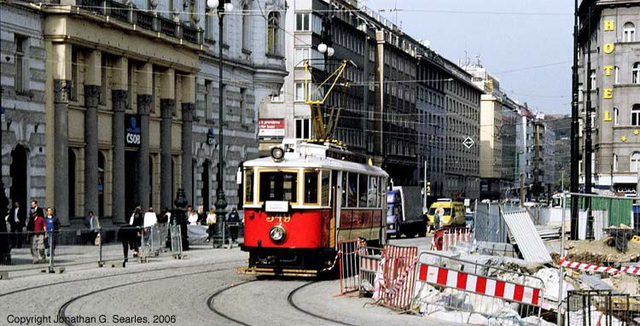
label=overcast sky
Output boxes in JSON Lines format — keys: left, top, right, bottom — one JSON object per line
{"left": 363, "top": 0, "right": 574, "bottom": 115}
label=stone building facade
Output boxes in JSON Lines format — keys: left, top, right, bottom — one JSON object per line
{"left": 578, "top": 0, "right": 640, "bottom": 197}
{"left": 0, "top": 0, "right": 286, "bottom": 224}
{"left": 0, "top": 4, "right": 47, "bottom": 216}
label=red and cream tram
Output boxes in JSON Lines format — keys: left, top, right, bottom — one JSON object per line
{"left": 240, "top": 140, "right": 388, "bottom": 276}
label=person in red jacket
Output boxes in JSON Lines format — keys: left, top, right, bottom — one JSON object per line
{"left": 30, "top": 212, "right": 46, "bottom": 264}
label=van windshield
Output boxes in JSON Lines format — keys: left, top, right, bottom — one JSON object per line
{"left": 387, "top": 205, "right": 394, "bottom": 216}
{"left": 428, "top": 208, "right": 451, "bottom": 216}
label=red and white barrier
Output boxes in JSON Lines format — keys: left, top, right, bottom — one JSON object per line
{"left": 430, "top": 227, "right": 473, "bottom": 251}
{"left": 417, "top": 264, "right": 543, "bottom": 307}
{"left": 380, "top": 245, "right": 418, "bottom": 311}
{"left": 560, "top": 258, "right": 640, "bottom": 276}
{"left": 620, "top": 266, "right": 640, "bottom": 275}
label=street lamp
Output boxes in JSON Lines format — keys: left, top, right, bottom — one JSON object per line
{"left": 207, "top": 0, "right": 233, "bottom": 226}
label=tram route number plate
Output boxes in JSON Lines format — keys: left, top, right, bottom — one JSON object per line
{"left": 265, "top": 201, "right": 289, "bottom": 213}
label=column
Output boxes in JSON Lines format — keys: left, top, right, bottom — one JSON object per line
{"left": 160, "top": 69, "right": 175, "bottom": 208}
{"left": 111, "top": 57, "right": 128, "bottom": 224}
{"left": 84, "top": 50, "right": 101, "bottom": 216}
{"left": 137, "top": 63, "right": 153, "bottom": 209}
{"left": 53, "top": 43, "right": 71, "bottom": 226}
{"left": 181, "top": 74, "right": 195, "bottom": 205}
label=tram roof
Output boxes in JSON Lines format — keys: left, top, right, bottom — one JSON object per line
{"left": 244, "top": 142, "right": 388, "bottom": 177}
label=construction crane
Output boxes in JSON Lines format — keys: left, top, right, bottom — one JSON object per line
{"left": 303, "top": 59, "right": 349, "bottom": 145}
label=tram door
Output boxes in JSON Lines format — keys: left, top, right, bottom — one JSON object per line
{"left": 330, "top": 170, "right": 340, "bottom": 249}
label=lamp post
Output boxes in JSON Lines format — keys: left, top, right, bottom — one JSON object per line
{"left": 207, "top": 0, "right": 233, "bottom": 228}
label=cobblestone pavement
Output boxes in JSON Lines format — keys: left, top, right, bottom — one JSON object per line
{"left": 1, "top": 237, "right": 459, "bottom": 326}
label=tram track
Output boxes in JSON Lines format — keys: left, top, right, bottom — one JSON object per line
{"left": 56, "top": 265, "right": 239, "bottom": 326}
{"left": 0, "top": 258, "right": 244, "bottom": 298}
{"left": 206, "top": 280, "right": 355, "bottom": 326}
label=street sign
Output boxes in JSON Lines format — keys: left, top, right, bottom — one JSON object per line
{"left": 463, "top": 137, "right": 474, "bottom": 149}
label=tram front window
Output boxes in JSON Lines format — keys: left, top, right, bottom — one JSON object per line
{"left": 259, "top": 172, "right": 298, "bottom": 202}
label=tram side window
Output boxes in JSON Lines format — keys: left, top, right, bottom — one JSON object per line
{"left": 368, "top": 176, "right": 378, "bottom": 207}
{"left": 321, "top": 170, "right": 330, "bottom": 206}
{"left": 304, "top": 171, "right": 319, "bottom": 204}
{"left": 244, "top": 169, "right": 254, "bottom": 203}
{"left": 358, "top": 174, "right": 368, "bottom": 208}
{"left": 348, "top": 173, "right": 358, "bottom": 207}
{"left": 259, "top": 172, "right": 298, "bottom": 203}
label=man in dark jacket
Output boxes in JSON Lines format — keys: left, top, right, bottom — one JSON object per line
{"left": 9, "top": 201, "right": 26, "bottom": 248}
{"left": 227, "top": 207, "right": 241, "bottom": 244}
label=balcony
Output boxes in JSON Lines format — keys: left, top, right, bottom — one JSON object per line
{"left": 76, "top": 0, "right": 202, "bottom": 45}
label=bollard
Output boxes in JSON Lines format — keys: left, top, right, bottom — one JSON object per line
{"left": 98, "top": 228, "right": 104, "bottom": 267}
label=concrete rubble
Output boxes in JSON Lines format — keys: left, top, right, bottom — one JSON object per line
{"left": 404, "top": 207, "right": 640, "bottom": 325}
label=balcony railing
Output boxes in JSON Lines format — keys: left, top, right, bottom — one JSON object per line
{"left": 76, "top": 0, "right": 202, "bottom": 45}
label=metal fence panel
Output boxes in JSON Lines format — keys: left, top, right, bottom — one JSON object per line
{"left": 474, "top": 203, "right": 508, "bottom": 243}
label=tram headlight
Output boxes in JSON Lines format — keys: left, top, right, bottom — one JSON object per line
{"left": 269, "top": 225, "right": 286, "bottom": 243}
{"left": 270, "top": 147, "right": 285, "bottom": 162}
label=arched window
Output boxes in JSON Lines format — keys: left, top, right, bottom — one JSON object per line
{"left": 267, "top": 12, "right": 280, "bottom": 55}
{"left": 632, "top": 104, "right": 640, "bottom": 126}
{"left": 632, "top": 62, "right": 640, "bottom": 84}
{"left": 242, "top": 4, "right": 251, "bottom": 51}
{"left": 614, "top": 66, "right": 620, "bottom": 84}
{"left": 614, "top": 107, "right": 619, "bottom": 125}
{"left": 631, "top": 152, "right": 640, "bottom": 172}
{"left": 623, "top": 22, "right": 635, "bottom": 42}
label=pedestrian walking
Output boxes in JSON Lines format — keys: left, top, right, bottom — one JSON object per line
{"left": 227, "top": 207, "right": 240, "bottom": 244}
{"left": 87, "top": 211, "right": 101, "bottom": 246}
{"left": 30, "top": 210, "right": 46, "bottom": 264}
{"left": 206, "top": 208, "right": 216, "bottom": 243}
{"left": 27, "top": 200, "right": 44, "bottom": 235}
{"left": 129, "top": 206, "right": 143, "bottom": 257}
{"left": 9, "top": 201, "right": 25, "bottom": 248}
{"left": 44, "top": 207, "right": 60, "bottom": 257}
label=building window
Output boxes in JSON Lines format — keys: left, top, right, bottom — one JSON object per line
{"left": 71, "top": 48, "right": 78, "bottom": 101}
{"left": 267, "top": 12, "right": 280, "bottom": 55}
{"left": 100, "top": 55, "right": 108, "bottom": 105}
{"left": 242, "top": 4, "right": 251, "bottom": 51}
{"left": 590, "top": 69, "right": 596, "bottom": 87}
{"left": 14, "top": 35, "right": 27, "bottom": 92}
{"left": 631, "top": 152, "right": 640, "bottom": 172}
{"left": 295, "top": 47, "right": 310, "bottom": 67}
{"left": 296, "top": 13, "right": 310, "bottom": 31}
{"left": 614, "top": 107, "right": 619, "bottom": 125}
{"left": 271, "top": 86, "right": 283, "bottom": 102}
{"left": 633, "top": 62, "right": 640, "bottom": 84}
{"left": 240, "top": 88, "right": 247, "bottom": 124}
{"left": 205, "top": 14, "right": 213, "bottom": 41}
{"left": 204, "top": 80, "right": 213, "bottom": 120}
{"left": 623, "top": 22, "right": 635, "bottom": 42}
{"left": 632, "top": 104, "right": 640, "bottom": 126}
{"left": 294, "top": 82, "right": 305, "bottom": 102}
{"left": 613, "top": 154, "right": 618, "bottom": 172}
{"left": 614, "top": 66, "right": 620, "bottom": 84}
{"left": 295, "top": 118, "right": 311, "bottom": 139}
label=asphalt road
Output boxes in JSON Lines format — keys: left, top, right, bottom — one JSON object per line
{"left": 1, "top": 235, "right": 454, "bottom": 326}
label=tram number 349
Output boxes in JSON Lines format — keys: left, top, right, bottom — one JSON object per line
{"left": 266, "top": 215, "right": 291, "bottom": 223}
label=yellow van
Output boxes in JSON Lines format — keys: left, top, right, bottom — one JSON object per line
{"left": 427, "top": 199, "right": 466, "bottom": 227}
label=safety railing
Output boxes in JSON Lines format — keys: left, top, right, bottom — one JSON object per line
{"left": 338, "top": 240, "right": 361, "bottom": 295}
{"left": 359, "top": 246, "right": 382, "bottom": 296}
{"left": 0, "top": 223, "right": 185, "bottom": 274}
{"left": 414, "top": 251, "right": 545, "bottom": 325}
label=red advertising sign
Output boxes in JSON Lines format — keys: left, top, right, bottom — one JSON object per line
{"left": 259, "top": 119, "right": 285, "bottom": 137}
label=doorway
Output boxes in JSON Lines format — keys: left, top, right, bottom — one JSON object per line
{"left": 10, "top": 145, "right": 27, "bottom": 213}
